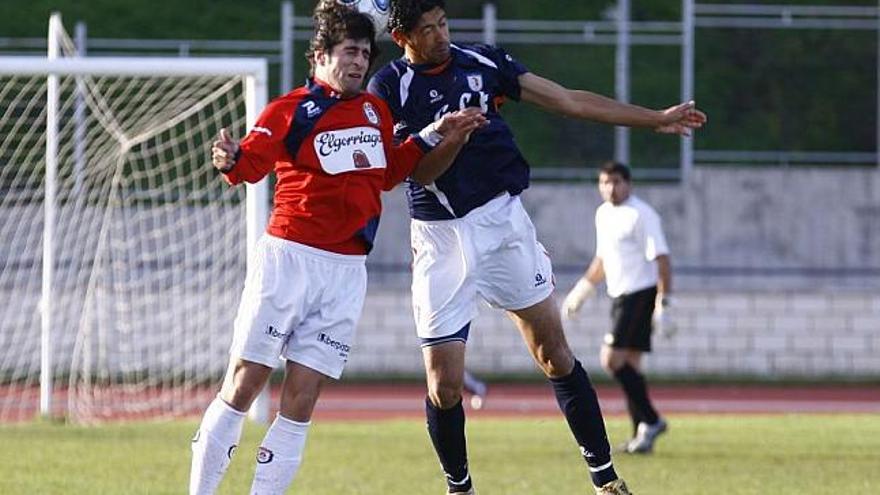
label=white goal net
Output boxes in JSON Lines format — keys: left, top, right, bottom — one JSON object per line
{"left": 0, "top": 18, "right": 268, "bottom": 423}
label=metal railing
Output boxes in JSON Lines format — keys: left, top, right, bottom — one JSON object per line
{"left": 2, "top": 1, "right": 878, "bottom": 176}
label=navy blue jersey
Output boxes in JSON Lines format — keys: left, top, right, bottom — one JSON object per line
{"left": 368, "top": 43, "right": 531, "bottom": 220}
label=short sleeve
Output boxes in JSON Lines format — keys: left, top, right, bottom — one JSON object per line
{"left": 474, "top": 45, "right": 529, "bottom": 101}
{"left": 488, "top": 46, "right": 530, "bottom": 101}
{"left": 594, "top": 208, "right": 605, "bottom": 258}
{"left": 642, "top": 208, "right": 669, "bottom": 260}
{"left": 459, "top": 44, "right": 529, "bottom": 101}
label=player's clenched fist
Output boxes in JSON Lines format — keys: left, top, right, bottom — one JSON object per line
{"left": 212, "top": 128, "right": 240, "bottom": 173}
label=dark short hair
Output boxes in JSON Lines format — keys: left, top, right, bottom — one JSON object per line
{"left": 598, "top": 161, "right": 631, "bottom": 181}
{"left": 306, "top": 1, "right": 380, "bottom": 76}
{"left": 389, "top": 0, "right": 446, "bottom": 34}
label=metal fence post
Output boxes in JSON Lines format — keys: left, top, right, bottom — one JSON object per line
{"left": 681, "top": 0, "right": 695, "bottom": 179}
{"left": 483, "top": 3, "right": 497, "bottom": 45}
{"left": 615, "top": 0, "right": 631, "bottom": 166}
{"left": 281, "top": 0, "right": 294, "bottom": 93}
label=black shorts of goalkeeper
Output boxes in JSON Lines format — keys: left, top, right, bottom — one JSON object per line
{"left": 605, "top": 285, "right": 657, "bottom": 352}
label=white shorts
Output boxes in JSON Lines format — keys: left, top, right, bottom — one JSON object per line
{"left": 229, "top": 234, "right": 367, "bottom": 379}
{"left": 410, "top": 193, "right": 555, "bottom": 340}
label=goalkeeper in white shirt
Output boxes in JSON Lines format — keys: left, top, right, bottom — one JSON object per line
{"left": 561, "top": 161, "right": 674, "bottom": 454}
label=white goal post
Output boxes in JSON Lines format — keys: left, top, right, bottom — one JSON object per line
{"left": 0, "top": 55, "right": 270, "bottom": 424}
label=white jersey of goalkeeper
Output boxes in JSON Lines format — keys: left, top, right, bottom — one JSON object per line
{"left": 595, "top": 195, "right": 669, "bottom": 298}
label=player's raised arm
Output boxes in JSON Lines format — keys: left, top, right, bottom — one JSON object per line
{"left": 518, "top": 72, "right": 707, "bottom": 136}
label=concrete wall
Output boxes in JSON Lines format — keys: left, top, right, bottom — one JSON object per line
{"left": 350, "top": 167, "right": 880, "bottom": 378}
{"left": 348, "top": 289, "right": 880, "bottom": 378}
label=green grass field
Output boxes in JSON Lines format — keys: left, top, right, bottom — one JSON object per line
{"left": 1, "top": 415, "right": 878, "bottom": 494}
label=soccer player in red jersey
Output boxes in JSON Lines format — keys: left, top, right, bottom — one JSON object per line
{"left": 188, "top": 4, "right": 485, "bottom": 495}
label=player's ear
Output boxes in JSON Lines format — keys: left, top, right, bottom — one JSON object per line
{"left": 390, "top": 29, "right": 408, "bottom": 49}
{"left": 314, "top": 49, "right": 327, "bottom": 67}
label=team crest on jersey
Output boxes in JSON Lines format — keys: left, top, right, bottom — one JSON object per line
{"left": 353, "top": 149, "right": 372, "bottom": 168}
{"left": 466, "top": 74, "right": 483, "bottom": 92}
{"left": 363, "top": 102, "right": 380, "bottom": 125}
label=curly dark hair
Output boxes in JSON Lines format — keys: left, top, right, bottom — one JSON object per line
{"left": 306, "top": 1, "right": 380, "bottom": 76}
{"left": 388, "top": 0, "right": 446, "bottom": 34}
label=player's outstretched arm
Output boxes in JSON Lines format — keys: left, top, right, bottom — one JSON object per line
{"left": 410, "top": 108, "right": 488, "bottom": 185}
{"left": 518, "top": 72, "right": 706, "bottom": 136}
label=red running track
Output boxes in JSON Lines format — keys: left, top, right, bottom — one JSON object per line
{"left": 309, "top": 383, "right": 880, "bottom": 421}
{"left": 2, "top": 383, "right": 878, "bottom": 423}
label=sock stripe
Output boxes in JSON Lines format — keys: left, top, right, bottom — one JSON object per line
{"left": 588, "top": 460, "right": 614, "bottom": 473}
{"left": 446, "top": 473, "right": 471, "bottom": 486}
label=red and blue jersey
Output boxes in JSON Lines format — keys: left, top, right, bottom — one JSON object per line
{"left": 223, "top": 78, "right": 430, "bottom": 254}
{"left": 368, "top": 43, "right": 531, "bottom": 220}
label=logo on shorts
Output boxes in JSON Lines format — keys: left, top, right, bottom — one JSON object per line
{"left": 534, "top": 273, "right": 547, "bottom": 287}
{"left": 256, "top": 447, "right": 274, "bottom": 464}
{"left": 266, "top": 325, "right": 286, "bottom": 339}
{"left": 227, "top": 445, "right": 238, "bottom": 459}
{"left": 317, "top": 332, "right": 351, "bottom": 357}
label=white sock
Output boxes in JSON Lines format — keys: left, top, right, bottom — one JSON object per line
{"left": 249, "top": 414, "right": 311, "bottom": 495}
{"left": 190, "top": 397, "right": 246, "bottom": 495}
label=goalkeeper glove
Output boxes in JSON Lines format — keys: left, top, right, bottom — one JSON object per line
{"left": 653, "top": 296, "right": 678, "bottom": 339}
{"left": 561, "top": 278, "right": 596, "bottom": 319}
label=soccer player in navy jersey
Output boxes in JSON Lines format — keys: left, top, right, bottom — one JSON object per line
{"left": 188, "top": 4, "right": 486, "bottom": 495}
{"left": 368, "top": 2, "right": 706, "bottom": 494}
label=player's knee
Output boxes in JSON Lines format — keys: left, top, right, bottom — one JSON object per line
{"left": 532, "top": 344, "right": 574, "bottom": 378}
{"left": 427, "top": 382, "right": 462, "bottom": 409}
{"left": 221, "top": 382, "right": 260, "bottom": 412}
{"left": 600, "top": 349, "right": 625, "bottom": 375}
{"left": 279, "top": 390, "right": 320, "bottom": 421}
{"left": 535, "top": 348, "right": 575, "bottom": 379}
{"left": 219, "top": 362, "right": 270, "bottom": 411}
